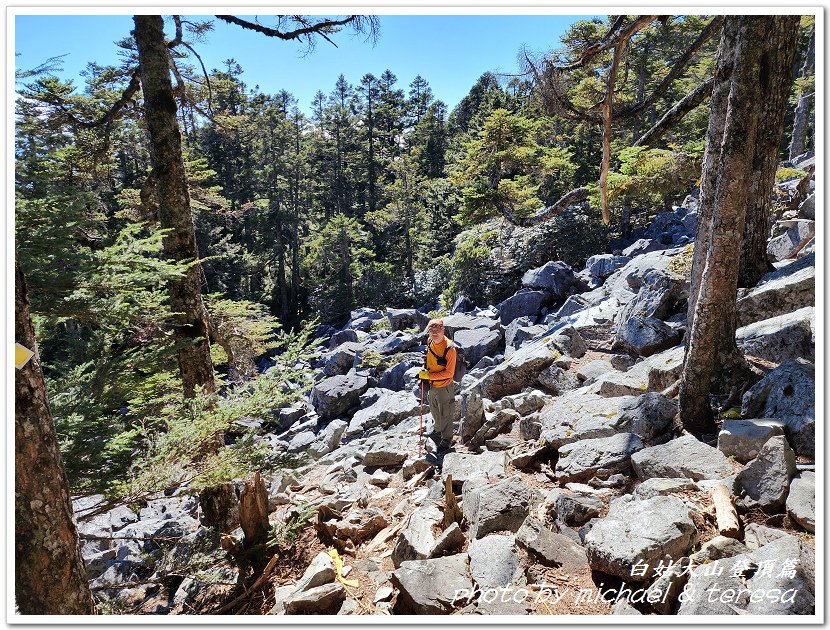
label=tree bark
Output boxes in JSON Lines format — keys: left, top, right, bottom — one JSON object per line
{"left": 239, "top": 472, "right": 270, "bottom": 548}
{"left": 15, "top": 263, "right": 95, "bottom": 615}
{"left": 789, "top": 29, "right": 815, "bottom": 161}
{"left": 739, "top": 17, "right": 800, "bottom": 288}
{"left": 680, "top": 17, "right": 765, "bottom": 435}
{"left": 133, "top": 15, "right": 216, "bottom": 398}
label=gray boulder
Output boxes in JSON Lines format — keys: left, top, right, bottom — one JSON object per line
{"left": 311, "top": 374, "right": 369, "bottom": 420}
{"left": 678, "top": 534, "right": 814, "bottom": 615}
{"left": 515, "top": 517, "right": 590, "bottom": 572}
{"left": 441, "top": 451, "right": 507, "bottom": 489}
{"left": 391, "top": 554, "right": 473, "bottom": 614}
{"left": 479, "top": 336, "right": 561, "bottom": 400}
{"left": 328, "top": 329, "right": 358, "bottom": 350}
{"left": 576, "top": 360, "right": 615, "bottom": 384}
{"left": 585, "top": 495, "right": 699, "bottom": 581}
{"left": 614, "top": 315, "right": 682, "bottom": 357}
{"left": 362, "top": 434, "right": 418, "bottom": 467}
{"left": 554, "top": 294, "right": 590, "bottom": 319}
{"left": 284, "top": 582, "right": 346, "bottom": 615}
{"left": 798, "top": 193, "right": 815, "bottom": 220}
{"left": 616, "top": 268, "right": 686, "bottom": 324}
{"left": 736, "top": 306, "right": 814, "bottom": 364}
{"left": 346, "top": 390, "right": 420, "bottom": 436}
{"left": 586, "top": 254, "right": 631, "bottom": 281}
{"left": 308, "top": 419, "right": 348, "bottom": 457}
{"left": 597, "top": 344, "right": 684, "bottom": 397}
{"left": 320, "top": 342, "right": 363, "bottom": 377}
{"left": 521, "top": 260, "right": 579, "bottom": 301}
{"left": 632, "top": 477, "right": 695, "bottom": 500}
{"left": 451, "top": 295, "right": 474, "bottom": 314}
{"left": 370, "top": 331, "right": 419, "bottom": 355}
{"left": 717, "top": 419, "right": 785, "bottom": 464}
{"left": 547, "top": 489, "right": 603, "bottom": 525}
{"left": 733, "top": 435, "right": 796, "bottom": 512}
{"left": 631, "top": 435, "right": 734, "bottom": 481}
{"left": 463, "top": 475, "right": 535, "bottom": 539}
{"left": 440, "top": 313, "right": 501, "bottom": 338}
{"left": 392, "top": 505, "right": 443, "bottom": 567}
{"left": 555, "top": 433, "right": 644, "bottom": 483}
{"left": 387, "top": 308, "right": 421, "bottom": 331}
{"left": 537, "top": 365, "right": 580, "bottom": 396}
{"left": 497, "top": 290, "right": 550, "bottom": 326}
{"left": 459, "top": 385, "right": 485, "bottom": 442}
{"left": 741, "top": 359, "right": 815, "bottom": 457}
{"left": 736, "top": 254, "right": 814, "bottom": 326}
{"left": 467, "top": 535, "right": 523, "bottom": 589}
{"left": 454, "top": 327, "right": 504, "bottom": 367}
{"left": 786, "top": 471, "right": 815, "bottom": 533}
{"left": 767, "top": 219, "right": 815, "bottom": 262}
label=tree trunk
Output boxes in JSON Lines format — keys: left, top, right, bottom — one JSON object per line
{"left": 789, "top": 29, "right": 815, "bottom": 161}
{"left": 739, "top": 17, "right": 800, "bottom": 288}
{"left": 15, "top": 263, "right": 95, "bottom": 615}
{"left": 199, "top": 483, "right": 240, "bottom": 533}
{"left": 239, "top": 472, "right": 270, "bottom": 548}
{"left": 680, "top": 17, "right": 765, "bottom": 435}
{"left": 133, "top": 15, "right": 216, "bottom": 398}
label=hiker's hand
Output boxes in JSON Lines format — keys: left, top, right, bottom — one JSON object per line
{"left": 418, "top": 369, "right": 430, "bottom": 380}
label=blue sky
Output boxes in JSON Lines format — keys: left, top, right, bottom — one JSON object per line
{"left": 14, "top": 14, "right": 596, "bottom": 115}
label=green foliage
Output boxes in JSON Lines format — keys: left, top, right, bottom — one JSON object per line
{"left": 450, "top": 109, "right": 576, "bottom": 224}
{"left": 359, "top": 348, "right": 383, "bottom": 368}
{"left": 776, "top": 167, "right": 807, "bottom": 182}
{"left": 445, "top": 226, "right": 498, "bottom": 305}
{"left": 268, "top": 504, "right": 318, "bottom": 550}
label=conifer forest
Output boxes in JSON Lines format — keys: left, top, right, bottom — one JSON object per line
{"left": 14, "top": 13, "right": 818, "bottom": 618}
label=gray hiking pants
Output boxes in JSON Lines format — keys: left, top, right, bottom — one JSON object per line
{"left": 428, "top": 382, "right": 457, "bottom": 442}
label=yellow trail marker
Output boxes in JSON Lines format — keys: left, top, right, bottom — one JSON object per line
{"left": 15, "top": 343, "right": 35, "bottom": 370}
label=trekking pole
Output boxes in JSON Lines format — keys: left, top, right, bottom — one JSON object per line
{"left": 418, "top": 378, "right": 425, "bottom": 457}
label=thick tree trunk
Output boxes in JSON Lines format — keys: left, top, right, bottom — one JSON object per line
{"left": 789, "top": 30, "right": 815, "bottom": 161}
{"left": 239, "top": 472, "right": 270, "bottom": 548}
{"left": 680, "top": 17, "right": 765, "bottom": 435}
{"left": 739, "top": 17, "right": 800, "bottom": 288}
{"left": 15, "top": 263, "right": 95, "bottom": 615}
{"left": 133, "top": 15, "right": 215, "bottom": 398}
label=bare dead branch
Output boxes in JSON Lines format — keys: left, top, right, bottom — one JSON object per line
{"left": 633, "top": 77, "right": 715, "bottom": 147}
{"left": 553, "top": 15, "right": 658, "bottom": 71}
{"left": 500, "top": 187, "right": 591, "bottom": 227}
{"left": 215, "top": 14, "right": 358, "bottom": 41}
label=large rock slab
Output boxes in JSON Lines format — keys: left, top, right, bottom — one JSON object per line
{"left": 319, "top": 342, "right": 363, "bottom": 376}
{"left": 463, "top": 475, "right": 535, "bottom": 539}
{"left": 741, "top": 359, "right": 815, "bottom": 457}
{"left": 521, "top": 260, "right": 580, "bottom": 301}
{"left": 733, "top": 435, "right": 796, "bottom": 512}
{"left": 767, "top": 219, "right": 815, "bottom": 262}
{"left": 596, "top": 345, "right": 685, "bottom": 397}
{"left": 540, "top": 390, "right": 674, "bottom": 448}
{"left": 677, "top": 534, "right": 815, "bottom": 615}
{"left": 454, "top": 327, "right": 504, "bottom": 367}
{"left": 440, "top": 313, "right": 501, "bottom": 338}
{"left": 717, "top": 419, "right": 785, "bottom": 464}
{"left": 478, "top": 335, "right": 561, "bottom": 400}
{"left": 736, "top": 254, "right": 814, "bottom": 326}
{"left": 497, "top": 290, "right": 550, "bottom": 326}
{"left": 346, "top": 390, "right": 420, "bottom": 436}
{"left": 631, "top": 435, "right": 734, "bottom": 481}
{"left": 441, "top": 451, "right": 507, "bottom": 489}
{"left": 586, "top": 254, "right": 630, "bottom": 282}
{"left": 786, "top": 471, "right": 815, "bottom": 533}
{"left": 467, "top": 535, "right": 522, "bottom": 589}
{"left": 555, "top": 433, "right": 644, "bottom": 483}
{"left": 614, "top": 315, "right": 682, "bottom": 357}
{"left": 391, "top": 554, "right": 473, "bottom": 615}
{"left": 311, "top": 374, "right": 369, "bottom": 420}
{"left": 362, "top": 434, "right": 419, "bottom": 467}
{"left": 585, "top": 495, "right": 699, "bottom": 581}
{"left": 736, "top": 306, "right": 814, "bottom": 364}
{"left": 392, "top": 505, "right": 443, "bottom": 567}
{"left": 515, "top": 517, "right": 590, "bottom": 572}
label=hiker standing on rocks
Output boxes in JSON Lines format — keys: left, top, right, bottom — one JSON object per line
{"left": 419, "top": 318, "right": 457, "bottom": 454}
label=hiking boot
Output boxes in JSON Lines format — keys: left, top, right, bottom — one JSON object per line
{"left": 436, "top": 439, "right": 454, "bottom": 454}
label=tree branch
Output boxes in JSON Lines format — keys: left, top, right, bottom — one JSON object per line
{"left": 553, "top": 15, "right": 658, "bottom": 71}
{"left": 633, "top": 77, "right": 715, "bottom": 147}
{"left": 500, "top": 187, "right": 591, "bottom": 227}
{"left": 215, "top": 15, "right": 358, "bottom": 41}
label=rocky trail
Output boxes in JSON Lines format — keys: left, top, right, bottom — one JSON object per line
{"left": 73, "top": 174, "right": 816, "bottom": 616}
